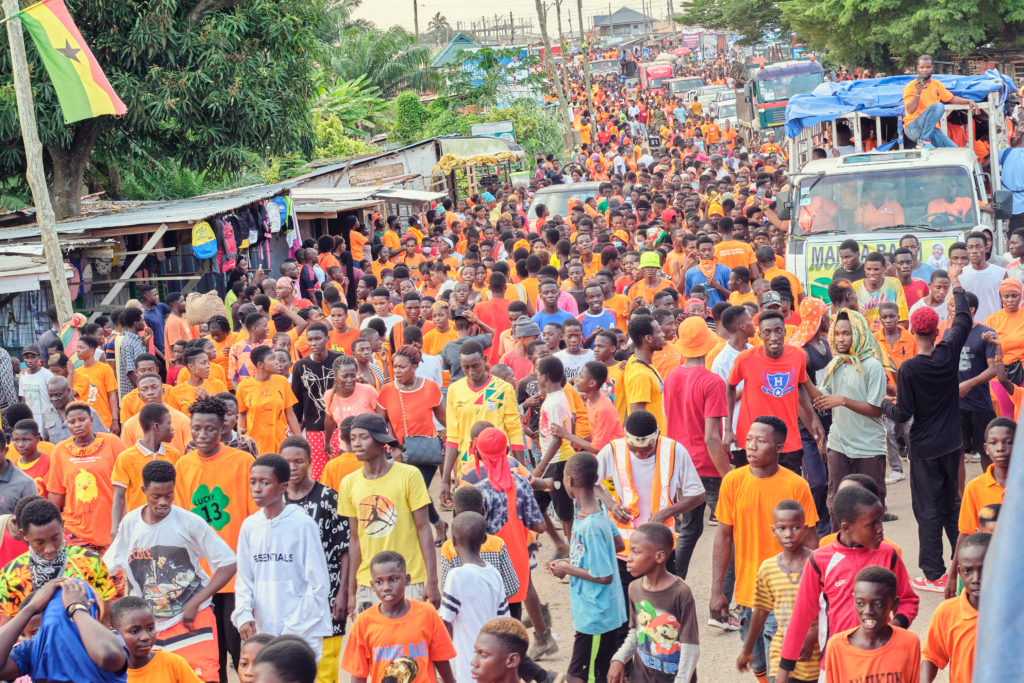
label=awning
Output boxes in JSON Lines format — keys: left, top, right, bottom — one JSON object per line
{"left": 0, "top": 255, "right": 75, "bottom": 295}
{"left": 433, "top": 136, "right": 525, "bottom": 174}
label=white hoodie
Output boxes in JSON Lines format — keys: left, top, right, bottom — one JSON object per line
{"left": 231, "top": 504, "right": 332, "bottom": 657}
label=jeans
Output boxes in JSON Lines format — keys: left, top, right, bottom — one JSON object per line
{"left": 884, "top": 416, "right": 908, "bottom": 475}
{"left": 676, "top": 476, "right": 734, "bottom": 597}
{"left": 738, "top": 606, "right": 778, "bottom": 676}
{"left": 414, "top": 464, "right": 440, "bottom": 526}
{"left": 800, "top": 428, "right": 832, "bottom": 538}
{"left": 213, "top": 593, "right": 241, "bottom": 683}
{"left": 910, "top": 451, "right": 962, "bottom": 580}
{"left": 905, "top": 102, "right": 959, "bottom": 148}
{"left": 826, "top": 450, "right": 888, "bottom": 532}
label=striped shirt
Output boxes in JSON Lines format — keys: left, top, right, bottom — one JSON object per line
{"left": 753, "top": 554, "right": 822, "bottom": 681}
{"left": 440, "top": 534, "right": 520, "bottom": 601}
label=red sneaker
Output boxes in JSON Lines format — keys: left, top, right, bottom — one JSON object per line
{"left": 912, "top": 575, "right": 947, "bottom": 593}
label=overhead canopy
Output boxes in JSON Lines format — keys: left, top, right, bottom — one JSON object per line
{"left": 433, "top": 136, "right": 525, "bottom": 173}
{"left": 0, "top": 255, "right": 75, "bottom": 294}
{"left": 784, "top": 69, "right": 1017, "bottom": 138}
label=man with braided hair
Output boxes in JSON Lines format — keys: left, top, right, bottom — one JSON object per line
{"left": 593, "top": 410, "right": 704, "bottom": 598}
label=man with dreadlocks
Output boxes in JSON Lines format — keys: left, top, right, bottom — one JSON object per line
{"left": 803, "top": 308, "right": 890, "bottom": 531}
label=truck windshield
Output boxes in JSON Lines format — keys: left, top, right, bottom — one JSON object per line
{"left": 719, "top": 103, "right": 736, "bottom": 118}
{"left": 670, "top": 79, "right": 702, "bottom": 92}
{"left": 758, "top": 72, "right": 823, "bottom": 102}
{"left": 793, "top": 166, "right": 977, "bottom": 235}
{"left": 649, "top": 77, "right": 670, "bottom": 88}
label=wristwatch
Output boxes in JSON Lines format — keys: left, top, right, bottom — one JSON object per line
{"left": 66, "top": 602, "right": 89, "bottom": 620}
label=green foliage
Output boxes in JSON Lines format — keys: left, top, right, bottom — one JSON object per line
{"left": 445, "top": 47, "right": 545, "bottom": 108}
{"left": 330, "top": 26, "right": 439, "bottom": 100}
{"left": 676, "top": 0, "right": 787, "bottom": 47}
{"left": 318, "top": 0, "right": 373, "bottom": 44}
{"left": 0, "top": 0, "right": 330, "bottom": 217}
{"left": 0, "top": 176, "right": 31, "bottom": 212}
{"left": 313, "top": 116, "right": 381, "bottom": 158}
{"left": 427, "top": 12, "right": 452, "bottom": 47}
{"left": 313, "top": 75, "right": 391, "bottom": 135}
{"left": 392, "top": 92, "right": 431, "bottom": 144}
{"left": 119, "top": 158, "right": 265, "bottom": 201}
{"left": 263, "top": 153, "right": 313, "bottom": 184}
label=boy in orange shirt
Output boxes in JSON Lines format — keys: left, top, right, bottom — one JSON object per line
{"left": 169, "top": 347, "right": 228, "bottom": 415}
{"left": 113, "top": 597, "right": 205, "bottom": 683}
{"left": 822, "top": 566, "right": 920, "bottom": 683}
{"left": 76, "top": 335, "right": 120, "bottom": 433}
{"left": 235, "top": 346, "right": 301, "bottom": 457}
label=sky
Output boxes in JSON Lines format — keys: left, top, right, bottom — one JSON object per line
{"left": 350, "top": 0, "right": 677, "bottom": 37}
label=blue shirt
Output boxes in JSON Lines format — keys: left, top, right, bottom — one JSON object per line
{"left": 533, "top": 309, "right": 575, "bottom": 330}
{"left": 569, "top": 510, "right": 626, "bottom": 635}
{"left": 684, "top": 264, "right": 732, "bottom": 307}
{"left": 578, "top": 310, "right": 617, "bottom": 339}
{"left": 913, "top": 262, "right": 937, "bottom": 282}
{"left": 143, "top": 302, "right": 170, "bottom": 353}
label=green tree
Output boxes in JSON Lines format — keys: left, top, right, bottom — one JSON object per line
{"left": 313, "top": 116, "right": 381, "bottom": 158}
{"left": 445, "top": 47, "right": 545, "bottom": 108}
{"left": 319, "top": 0, "right": 373, "bottom": 44}
{"left": 0, "top": 0, "right": 328, "bottom": 219}
{"left": 330, "top": 26, "right": 439, "bottom": 99}
{"left": 391, "top": 91, "right": 430, "bottom": 144}
{"left": 313, "top": 75, "right": 391, "bottom": 135}
{"left": 676, "top": 0, "right": 787, "bottom": 47}
{"left": 427, "top": 12, "right": 451, "bottom": 47}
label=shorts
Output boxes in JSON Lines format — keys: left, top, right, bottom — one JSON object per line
{"left": 568, "top": 628, "right": 625, "bottom": 683}
{"left": 155, "top": 605, "right": 220, "bottom": 682}
{"left": 533, "top": 460, "right": 574, "bottom": 523}
{"left": 354, "top": 582, "right": 425, "bottom": 617}
{"left": 960, "top": 409, "right": 996, "bottom": 454}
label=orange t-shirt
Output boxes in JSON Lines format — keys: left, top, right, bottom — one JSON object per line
{"left": 985, "top": 308, "right": 1024, "bottom": 364}
{"left": 119, "top": 406, "right": 192, "bottom": 456}
{"left": 78, "top": 361, "right": 119, "bottom": 428}
{"left": 349, "top": 230, "right": 367, "bottom": 262}
{"left": 715, "top": 465, "right": 818, "bottom": 607}
{"left": 762, "top": 266, "right": 804, "bottom": 298}
{"left": 111, "top": 444, "right": 183, "bottom": 512}
{"left": 651, "top": 345, "right": 682, "bottom": 378}
{"left": 823, "top": 626, "right": 920, "bottom": 683}
{"left": 163, "top": 314, "right": 194, "bottom": 356}
{"left": 320, "top": 452, "right": 361, "bottom": 490}
{"left": 922, "top": 591, "right": 977, "bottom": 683}
{"left": 903, "top": 78, "right": 952, "bottom": 125}
{"left": 715, "top": 240, "right": 756, "bottom": 271}
{"left": 564, "top": 382, "right": 590, "bottom": 439}
{"left": 120, "top": 385, "right": 173, "bottom": 424}
{"left": 958, "top": 464, "right": 1004, "bottom": 534}
{"left": 45, "top": 432, "right": 127, "bottom": 546}
{"left": 378, "top": 381, "right": 442, "bottom": 443}
{"left": 873, "top": 328, "right": 917, "bottom": 368}
{"left": 174, "top": 445, "right": 258, "bottom": 592}
{"left": 604, "top": 294, "right": 630, "bottom": 331}
{"left": 175, "top": 362, "right": 228, "bottom": 387}
{"left": 129, "top": 649, "right": 201, "bottom": 683}
{"left": 329, "top": 327, "right": 360, "bottom": 355}
{"left": 586, "top": 393, "right": 624, "bottom": 452}
{"left": 236, "top": 375, "right": 298, "bottom": 456}
{"left": 319, "top": 252, "right": 342, "bottom": 272}
{"left": 209, "top": 333, "right": 237, "bottom": 374}
{"left": 626, "top": 277, "right": 674, "bottom": 307}
{"left": 167, "top": 378, "right": 228, "bottom": 415}
{"left": 341, "top": 601, "right": 457, "bottom": 683}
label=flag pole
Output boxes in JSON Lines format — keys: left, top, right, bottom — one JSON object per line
{"left": 2, "top": 0, "right": 75, "bottom": 326}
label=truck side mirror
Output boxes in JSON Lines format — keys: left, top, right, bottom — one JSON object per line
{"left": 744, "top": 83, "right": 753, "bottom": 104}
{"left": 776, "top": 189, "right": 792, "bottom": 221}
{"left": 993, "top": 189, "right": 1013, "bottom": 220}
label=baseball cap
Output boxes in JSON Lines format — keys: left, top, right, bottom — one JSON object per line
{"left": 677, "top": 317, "right": 719, "bottom": 358}
{"left": 660, "top": 209, "right": 677, "bottom": 222}
{"left": 760, "top": 291, "right": 783, "bottom": 308}
{"left": 350, "top": 414, "right": 398, "bottom": 446}
{"left": 638, "top": 251, "right": 661, "bottom": 269}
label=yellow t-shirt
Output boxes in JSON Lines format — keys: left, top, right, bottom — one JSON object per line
{"left": 236, "top": 375, "right": 298, "bottom": 456}
{"left": 623, "top": 357, "right": 665, "bottom": 434}
{"left": 78, "top": 361, "right": 118, "bottom": 428}
{"left": 445, "top": 375, "right": 523, "bottom": 473}
{"left": 111, "top": 445, "right": 182, "bottom": 512}
{"left": 338, "top": 462, "right": 432, "bottom": 585}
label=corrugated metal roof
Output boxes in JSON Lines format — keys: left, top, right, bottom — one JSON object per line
{"left": 293, "top": 200, "right": 382, "bottom": 214}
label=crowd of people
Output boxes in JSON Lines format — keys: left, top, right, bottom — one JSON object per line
{"left": 0, "top": 47, "right": 1014, "bottom": 683}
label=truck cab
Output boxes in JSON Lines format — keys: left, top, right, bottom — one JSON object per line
{"left": 664, "top": 76, "right": 704, "bottom": 102}
{"left": 737, "top": 59, "right": 823, "bottom": 135}
{"left": 776, "top": 148, "right": 1011, "bottom": 299}
{"left": 638, "top": 62, "right": 674, "bottom": 95}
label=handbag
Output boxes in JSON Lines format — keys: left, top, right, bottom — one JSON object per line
{"left": 397, "top": 384, "right": 443, "bottom": 466}
{"left": 1006, "top": 359, "right": 1024, "bottom": 386}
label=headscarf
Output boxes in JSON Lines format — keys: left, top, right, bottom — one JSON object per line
{"left": 58, "top": 312, "right": 87, "bottom": 355}
{"left": 1000, "top": 278, "right": 1023, "bottom": 297}
{"left": 821, "top": 309, "right": 892, "bottom": 384}
{"left": 787, "top": 297, "right": 828, "bottom": 347}
{"left": 473, "top": 428, "right": 513, "bottom": 492}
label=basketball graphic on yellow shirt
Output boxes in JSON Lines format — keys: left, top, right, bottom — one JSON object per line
{"left": 358, "top": 494, "right": 397, "bottom": 537}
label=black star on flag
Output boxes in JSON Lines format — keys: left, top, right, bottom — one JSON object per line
{"left": 55, "top": 39, "right": 80, "bottom": 62}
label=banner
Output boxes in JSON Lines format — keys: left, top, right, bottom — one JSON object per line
{"left": 680, "top": 32, "right": 701, "bottom": 49}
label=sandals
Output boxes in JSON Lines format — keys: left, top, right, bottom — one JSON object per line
{"left": 434, "top": 519, "right": 449, "bottom": 548}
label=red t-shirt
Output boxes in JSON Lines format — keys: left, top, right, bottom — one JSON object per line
{"left": 615, "top": 276, "right": 635, "bottom": 295}
{"left": 0, "top": 526, "right": 26, "bottom": 568}
{"left": 728, "top": 345, "right": 808, "bottom": 453}
{"left": 664, "top": 365, "right": 728, "bottom": 477}
{"left": 473, "top": 297, "right": 512, "bottom": 365}
{"left": 902, "top": 278, "right": 930, "bottom": 307}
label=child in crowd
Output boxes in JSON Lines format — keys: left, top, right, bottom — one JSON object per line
{"left": 610, "top": 523, "right": 699, "bottom": 683}
{"left": 821, "top": 567, "right": 920, "bottom": 683}
{"left": 551, "top": 361, "right": 624, "bottom": 454}
{"left": 232, "top": 454, "right": 332, "bottom": 658}
{"left": 739, "top": 501, "right": 819, "bottom": 683}
{"left": 238, "top": 633, "right": 275, "bottom": 683}
{"left": 167, "top": 340, "right": 187, "bottom": 385}
{"left": 438, "top": 511, "right": 510, "bottom": 683}
{"left": 817, "top": 474, "right": 902, "bottom": 556}
{"left": 111, "top": 597, "right": 203, "bottom": 682}
{"left": 550, "top": 452, "right": 627, "bottom": 683}
{"left": 341, "top": 551, "right": 456, "bottom": 683}
{"left": 252, "top": 635, "right": 319, "bottom": 683}
{"left": 922, "top": 532, "right": 990, "bottom": 683}
{"left": 471, "top": 618, "right": 533, "bottom": 683}
{"left": 440, "top": 486, "right": 519, "bottom": 604}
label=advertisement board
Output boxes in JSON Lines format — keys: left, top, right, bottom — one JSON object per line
{"left": 469, "top": 121, "right": 516, "bottom": 143}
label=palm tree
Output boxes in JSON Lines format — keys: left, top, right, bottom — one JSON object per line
{"left": 331, "top": 26, "right": 441, "bottom": 99}
{"left": 318, "top": 0, "right": 374, "bottom": 44}
{"left": 427, "top": 12, "right": 452, "bottom": 47}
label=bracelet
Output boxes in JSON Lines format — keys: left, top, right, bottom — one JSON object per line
{"left": 66, "top": 602, "right": 89, "bottom": 620}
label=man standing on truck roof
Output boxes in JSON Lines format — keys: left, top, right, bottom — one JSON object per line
{"left": 904, "top": 55, "right": 978, "bottom": 149}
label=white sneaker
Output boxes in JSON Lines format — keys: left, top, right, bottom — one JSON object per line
{"left": 970, "top": 453, "right": 981, "bottom": 463}
{"left": 885, "top": 471, "right": 906, "bottom": 484}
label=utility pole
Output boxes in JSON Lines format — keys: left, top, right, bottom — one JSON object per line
{"left": 576, "top": 3, "right": 594, "bottom": 114}
{"left": 553, "top": 0, "right": 570, "bottom": 100}
{"left": 534, "top": 0, "right": 574, "bottom": 150}
{"left": 413, "top": 0, "right": 419, "bottom": 42}
{"left": 2, "top": 0, "right": 74, "bottom": 325}
{"left": 510, "top": 11, "right": 515, "bottom": 43}
{"left": 668, "top": 0, "right": 677, "bottom": 35}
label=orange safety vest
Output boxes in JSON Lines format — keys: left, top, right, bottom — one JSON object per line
{"left": 609, "top": 436, "right": 676, "bottom": 558}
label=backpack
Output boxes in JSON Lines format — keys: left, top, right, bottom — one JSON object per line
{"left": 215, "top": 215, "right": 239, "bottom": 272}
{"left": 192, "top": 220, "right": 218, "bottom": 260}
{"left": 269, "top": 197, "right": 288, "bottom": 233}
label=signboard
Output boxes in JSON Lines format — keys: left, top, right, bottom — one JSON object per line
{"left": 680, "top": 32, "right": 701, "bottom": 49}
{"left": 804, "top": 233, "right": 962, "bottom": 302}
{"left": 701, "top": 31, "right": 717, "bottom": 60}
{"left": 349, "top": 163, "right": 405, "bottom": 184}
{"left": 470, "top": 121, "right": 516, "bottom": 143}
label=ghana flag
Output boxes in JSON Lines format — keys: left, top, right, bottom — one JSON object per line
{"left": 17, "top": 0, "right": 126, "bottom": 123}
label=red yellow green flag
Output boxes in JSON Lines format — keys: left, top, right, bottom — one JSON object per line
{"left": 17, "top": 0, "right": 126, "bottom": 123}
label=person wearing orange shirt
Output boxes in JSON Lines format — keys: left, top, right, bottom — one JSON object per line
{"left": 76, "top": 336, "right": 120, "bottom": 434}
{"left": 854, "top": 182, "right": 905, "bottom": 231}
{"left": 45, "top": 401, "right": 126, "bottom": 552}
{"left": 317, "top": 235, "right": 342, "bottom": 273}
{"left": 163, "top": 293, "right": 194, "bottom": 359}
{"left": 168, "top": 347, "right": 228, "bottom": 415}
{"left": 207, "top": 317, "right": 237, "bottom": 377}
{"left": 348, "top": 221, "right": 368, "bottom": 263}
{"left": 120, "top": 373, "right": 192, "bottom": 455}
{"left": 903, "top": 55, "right": 977, "bottom": 148}
{"left": 236, "top": 346, "right": 301, "bottom": 457}
{"left": 381, "top": 223, "right": 403, "bottom": 264}
{"left": 926, "top": 176, "right": 977, "bottom": 223}
{"left": 327, "top": 300, "right": 360, "bottom": 355}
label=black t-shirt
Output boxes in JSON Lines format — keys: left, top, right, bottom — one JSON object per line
{"left": 517, "top": 373, "right": 541, "bottom": 434}
{"left": 803, "top": 338, "right": 834, "bottom": 427}
{"left": 290, "top": 351, "right": 342, "bottom": 431}
{"left": 945, "top": 323, "right": 997, "bottom": 413}
{"left": 832, "top": 264, "right": 866, "bottom": 283}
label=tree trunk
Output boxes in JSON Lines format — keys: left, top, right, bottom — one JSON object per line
{"left": 47, "top": 119, "right": 100, "bottom": 220}
{"left": 535, "top": 0, "right": 574, "bottom": 151}
{"left": 577, "top": 0, "right": 594, "bottom": 115}
{"left": 554, "top": 0, "right": 570, "bottom": 102}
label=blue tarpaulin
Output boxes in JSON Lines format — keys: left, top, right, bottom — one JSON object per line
{"left": 784, "top": 69, "right": 1017, "bottom": 138}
